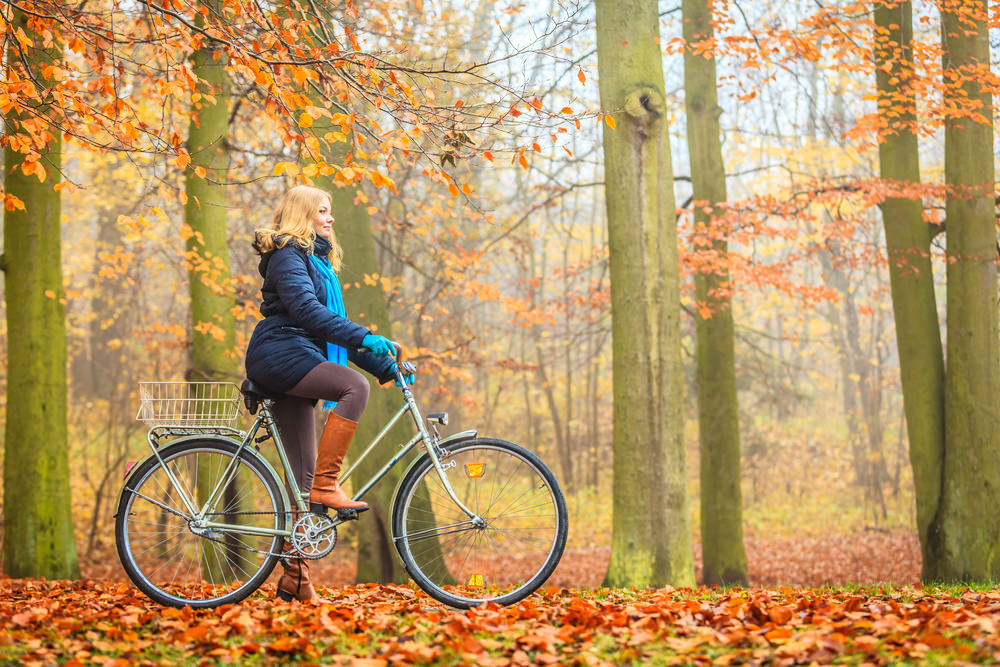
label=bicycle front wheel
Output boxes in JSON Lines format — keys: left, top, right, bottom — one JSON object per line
{"left": 391, "top": 437, "right": 568, "bottom": 608}
{"left": 115, "top": 438, "right": 286, "bottom": 608}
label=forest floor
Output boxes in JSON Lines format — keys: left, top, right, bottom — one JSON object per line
{"left": 76, "top": 527, "right": 922, "bottom": 589}
{"left": 18, "top": 529, "right": 995, "bottom": 666}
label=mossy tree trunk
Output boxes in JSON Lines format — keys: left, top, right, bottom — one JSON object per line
{"left": 283, "top": 0, "right": 410, "bottom": 585}
{"left": 313, "top": 144, "right": 411, "bottom": 584}
{"left": 185, "top": 6, "right": 238, "bottom": 385}
{"left": 2, "top": 6, "right": 80, "bottom": 579}
{"left": 595, "top": 0, "right": 695, "bottom": 588}
{"left": 936, "top": 0, "right": 1000, "bottom": 581}
{"left": 682, "top": 0, "right": 747, "bottom": 587}
{"left": 184, "top": 0, "right": 250, "bottom": 580}
{"left": 874, "top": 1, "right": 945, "bottom": 582}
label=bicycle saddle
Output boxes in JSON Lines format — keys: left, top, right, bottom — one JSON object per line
{"left": 240, "top": 379, "right": 283, "bottom": 414}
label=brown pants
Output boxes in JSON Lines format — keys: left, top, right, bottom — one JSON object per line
{"left": 272, "top": 362, "right": 369, "bottom": 499}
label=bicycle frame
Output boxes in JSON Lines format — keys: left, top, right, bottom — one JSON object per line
{"left": 122, "top": 373, "right": 480, "bottom": 545}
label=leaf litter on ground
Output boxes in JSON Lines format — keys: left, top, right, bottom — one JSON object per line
{"left": 4, "top": 530, "right": 998, "bottom": 665}
{"left": 5, "top": 580, "right": 1000, "bottom": 665}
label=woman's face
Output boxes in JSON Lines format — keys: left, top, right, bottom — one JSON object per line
{"left": 312, "top": 198, "right": 334, "bottom": 239}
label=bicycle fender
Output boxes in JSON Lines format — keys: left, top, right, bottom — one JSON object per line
{"left": 437, "top": 429, "right": 479, "bottom": 447}
{"left": 388, "top": 429, "right": 478, "bottom": 555}
{"left": 113, "top": 434, "right": 293, "bottom": 520}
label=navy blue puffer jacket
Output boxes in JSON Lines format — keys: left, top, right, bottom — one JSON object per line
{"left": 245, "top": 235, "right": 395, "bottom": 393}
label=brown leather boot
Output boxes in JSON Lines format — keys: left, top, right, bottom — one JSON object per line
{"left": 275, "top": 541, "right": 330, "bottom": 604}
{"left": 309, "top": 413, "right": 369, "bottom": 512}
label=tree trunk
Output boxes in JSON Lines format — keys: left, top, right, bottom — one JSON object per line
{"left": 535, "top": 346, "right": 570, "bottom": 486}
{"left": 937, "top": 0, "right": 1000, "bottom": 581}
{"left": 185, "top": 15, "right": 238, "bottom": 384}
{"left": 184, "top": 0, "right": 250, "bottom": 579}
{"left": 2, "top": 6, "right": 80, "bottom": 579}
{"left": 596, "top": 0, "right": 695, "bottom": 588}
{"left": 874, "top": 0, "right": 946, "bottom": 581}
{"left": 816, "top": 244, "right": 889, "bottom": 522}
{"left": 319, "top": 157, "right": 412, "bottom": 584}
{"left": 293, "top": 0, "right": 412, "bottom": 583}
{"left": 682, "top": 0, "right": 748, "bottom": 586}
{"left": 77, "top": 210, "right": 130, "bottom": 399}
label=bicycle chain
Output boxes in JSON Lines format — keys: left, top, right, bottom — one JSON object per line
{"left": 190, "top": 511, "right": 336, "bottom": 560}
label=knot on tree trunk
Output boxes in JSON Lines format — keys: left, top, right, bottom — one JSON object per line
{"left": 623, "top": 87, "right": 665, "bottom": 123}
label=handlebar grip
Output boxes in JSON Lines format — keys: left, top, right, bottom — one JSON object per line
{"left": 355, "top": 341, "right": 403, "bottom": 362}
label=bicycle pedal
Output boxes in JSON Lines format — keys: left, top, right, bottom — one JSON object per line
{"left": 308, "top": 502, "right": 369, "bottom": 521}
{"left": 336, "top": 506, "right": 369, "bottom": 522}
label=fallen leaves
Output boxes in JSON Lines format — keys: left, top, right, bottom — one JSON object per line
{"left": 4, "top": 577, "right": 1000, "bottom": 665}
{"left": 0, "top": 531, "right": 961, "bottom": 665}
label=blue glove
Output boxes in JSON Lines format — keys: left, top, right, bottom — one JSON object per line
{"left": 392, "top": 362, "right": 416, "bottom": 386}
{"left": 362, "top": 334, "right": 395, "bottom": 358}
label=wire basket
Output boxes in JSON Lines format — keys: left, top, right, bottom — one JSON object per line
{"left": 136, "top": 382, "right": 242, "bottom": 427}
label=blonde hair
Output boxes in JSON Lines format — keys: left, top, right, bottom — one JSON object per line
{"left": 253, "top": 185, "right": 344, "bottom": 271}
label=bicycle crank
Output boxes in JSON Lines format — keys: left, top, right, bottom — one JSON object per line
{"left": 290, "top": 513, "right": 337, "bottom": 559}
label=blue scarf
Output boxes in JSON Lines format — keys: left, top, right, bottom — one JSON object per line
{"left": 309, "top": 251, "right": 348, "bottom": 410}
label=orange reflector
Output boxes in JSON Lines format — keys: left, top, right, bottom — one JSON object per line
{"left": 467, "top": 574, "right": 486, "bottom": 588}
{"left": 465, "top": 463, "right": 486, "bottom": 478}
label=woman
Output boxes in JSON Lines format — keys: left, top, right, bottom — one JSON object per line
{"left": 245, "top": 184, "right": 400, "bottom": 603}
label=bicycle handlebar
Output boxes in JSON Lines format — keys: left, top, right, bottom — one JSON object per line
{"left": 355, "top": 341, "right": 415, "bottom": 388}
{"left": 354, "top": 340, "right": 403, "bottom": 362}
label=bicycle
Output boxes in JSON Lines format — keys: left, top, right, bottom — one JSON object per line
{"left": 114, "top": 347, "right": 568, "bottom": 609}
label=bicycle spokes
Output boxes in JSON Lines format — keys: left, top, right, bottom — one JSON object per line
{"left": 116, "top": 442, "right": 285, "bottom": 608}
{"left": 393, "top": 439, "right": 567, "bottom": 607}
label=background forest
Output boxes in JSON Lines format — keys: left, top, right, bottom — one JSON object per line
{"left": 1, "top": 0, "right": 998, "bottom": 589}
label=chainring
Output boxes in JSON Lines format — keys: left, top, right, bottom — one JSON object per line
{"left": 290, "top": 512, "right": 337, "bottom": 559}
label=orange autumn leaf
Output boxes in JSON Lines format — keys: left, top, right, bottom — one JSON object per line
{"left": 4, "top": 193, "right": 25, "bottom": 211}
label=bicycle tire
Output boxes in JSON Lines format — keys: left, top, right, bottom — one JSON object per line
{"left": 115, "top": 438, "right": 286, "bottom": 608}
{"left": 391, "top": 437, "right": 568, "bottom": 608}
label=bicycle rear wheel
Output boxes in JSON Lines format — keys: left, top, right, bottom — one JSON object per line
{"left": 115, "top": 438, "right": 286, "bottom": 608}
{"left": 391, "top": 437, "right": 567, "bottom": 608}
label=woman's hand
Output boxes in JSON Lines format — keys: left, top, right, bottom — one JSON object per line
{"left": 392, "top": 362, "right": 416, "bottom": 386}
{"left": 361, "top": 334, "right": 395, "bottom": 358}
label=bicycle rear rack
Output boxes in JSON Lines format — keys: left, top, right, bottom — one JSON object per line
{"left": 148, "top": 425, "right": 246, "bottom": 446}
